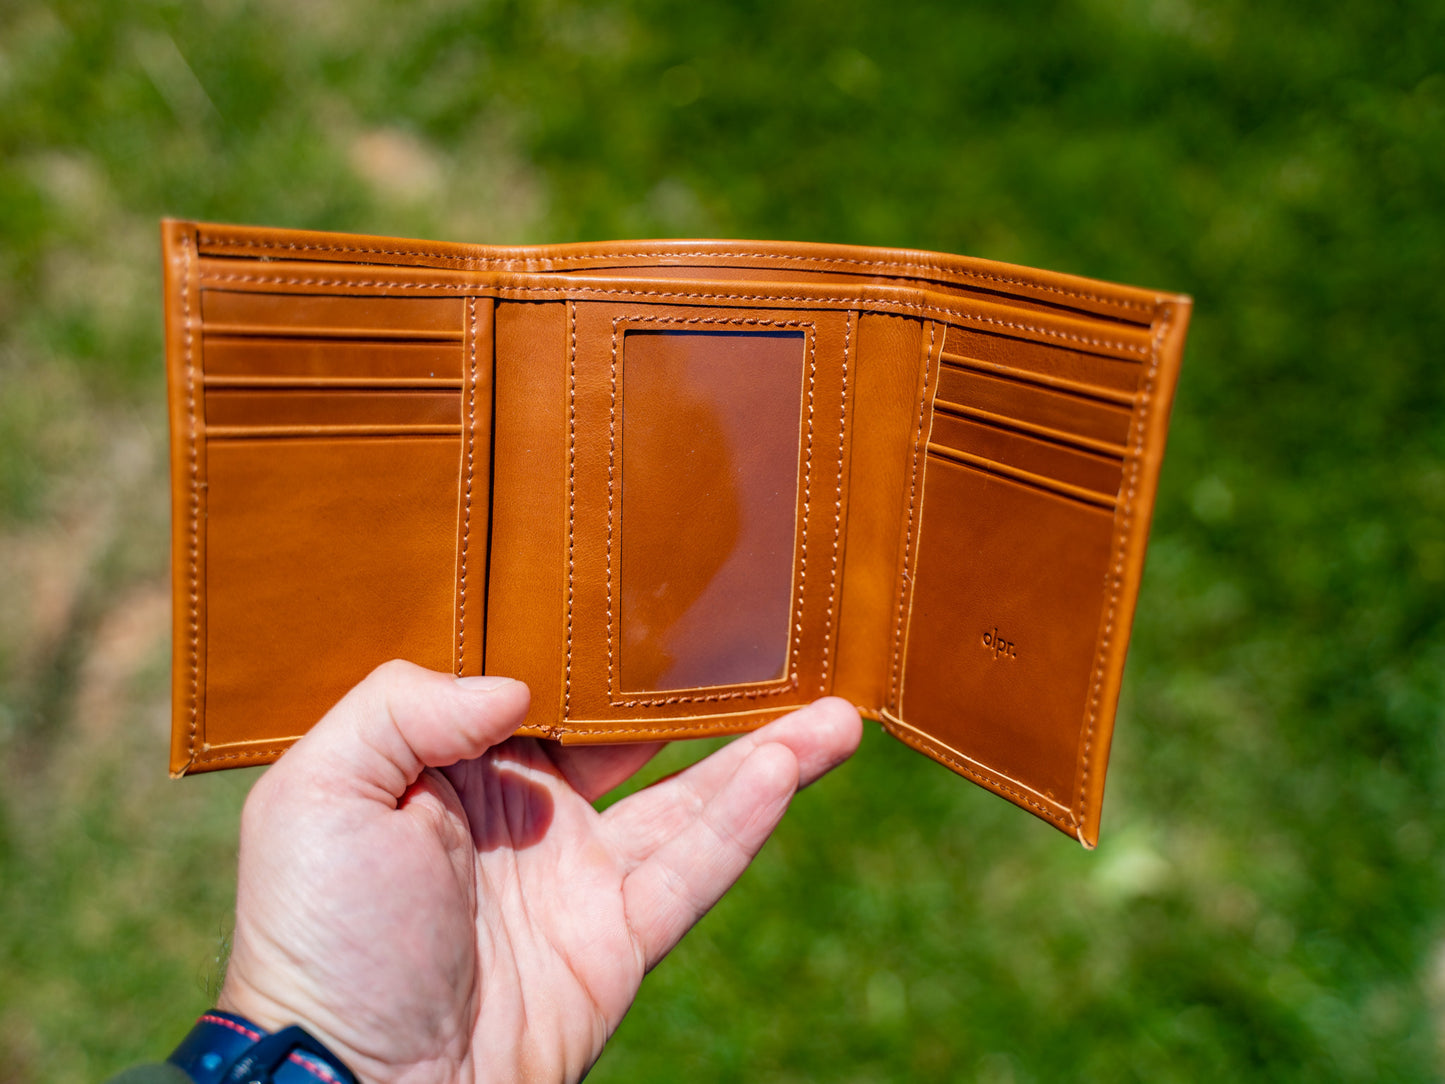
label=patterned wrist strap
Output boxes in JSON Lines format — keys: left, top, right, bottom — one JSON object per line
{"left": 167, "top": 1011, "right": 358, "bottom": 1084}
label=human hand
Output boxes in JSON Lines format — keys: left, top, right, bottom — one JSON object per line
{"left": 216, "top": 661, "right": 862, "bottom": 1083}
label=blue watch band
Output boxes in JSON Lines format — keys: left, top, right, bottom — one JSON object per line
{"left": 168, "top": 1011, "right": 358, "bottom": 1084}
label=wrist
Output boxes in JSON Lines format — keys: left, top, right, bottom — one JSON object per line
{"left": 217, "top": 973, "right": 372, "bottom": 1081}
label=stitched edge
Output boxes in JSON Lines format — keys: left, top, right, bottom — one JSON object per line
{"left": 799, "top": 322, "right": 816, "bottom": 691}
{"left": 604, "top": 313, "right": 615, "bottom": 705}
{"left": 601, "top": 315, "right": 817, "bottom": 708}
{"left": 192, "top": 745, "right": 295, "bottom": 765}
{"left": 181, "top": 235, "right": 202, "bottom": 763}
{"left": 195, "top": 234, "right": 1154, "bottom": 313}
{"left": 564, "top": 301, "right": 578, "bottom": 719}
{"left": 1074, "top": 303, "right": 1171, "bottom": 828}
{"left": 604, "top": 316, "right": 618, "bottom": 704}
{"left": 193, "top": 271, "right": 1150, "bottom": 357}
{"left": 888, "top": 322, "right": 933, "bottom": 708}
{"left": 820, "top": 312, "right": 851, "bottom": 692}
{"left": 200, "top": 1013, "right": 262, "bottom": 1040}
{"left": 879, "top": 714, "right": 1078, "bottom": 830}
{"left": 198, "top": 1013, "right": 341, "bottom": 1083}
{"left": 457, "top": 297, "right": 477, "bottom": 675}
{"left": 547, "top": 715, "right": 793, "bottom": 738}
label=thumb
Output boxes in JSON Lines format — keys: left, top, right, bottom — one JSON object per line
{"left": 276, "top": 660, "right": 530, "bottom": 804}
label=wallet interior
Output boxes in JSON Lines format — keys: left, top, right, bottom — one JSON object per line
{"left": 162, "top": 221, "right": 1190, "bottom": 845}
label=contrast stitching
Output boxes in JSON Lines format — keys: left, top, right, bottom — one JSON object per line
{"left": 611, "top": 689, "right": 792, "bottom": 708}
{"left": 889, "top": 322, "right": 933, "bottom": 708}
{"left": 604, "top": 312, "right": 617, "bottom": 703}
{"left": 880, "top": 717, "right": 1078, "bottom": 827}
{"left": 182, "top": 235, "right": 201, "bottom": 762}
{"left": 195, "top": 235, "right": 1154, "bottom": 312}
{"left": 200, "top": 1013, "right": 261, "bottom": 1039}
{"left": 549, "top": 713, "right": 795, "bottom": 737}
{"left": 564, "top": 301, "right": 578, "bottom": 720}
{"left": 294, "top": 1058, "right": 341, "bottom": 1084}
{"left": 797, "top": 321, "right": 816, "bottom": 691}
{"left": 193, "top": 272, "right": 1149, "bottom": 356}
{"left": 193, "top": 746, "right": 295, "bottom": 763}
{"left": 197, "top": 1014, "right": 340, "bottom": 1084}
{"left": 1075, "top": 304, "right": 1170, "bottom": 827}
{"left": 819, "top": 312, "right": 851, "bottom": 692}
{"left": 603, "top": 314, "right": 816, "bottom": 708}
{"left": 198, "top": 236, "right": 484, "bottom": 268}
{"left": 457, "top": 297, "right": 477, "bottom": 675}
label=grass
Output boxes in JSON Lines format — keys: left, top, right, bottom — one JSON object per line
{"left": 0, "top": 0, "right": 1441, "bottom": 1079}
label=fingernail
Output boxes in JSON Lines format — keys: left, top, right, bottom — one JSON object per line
{"left": 455, "top": 675, "right": 516, "bottom": 692}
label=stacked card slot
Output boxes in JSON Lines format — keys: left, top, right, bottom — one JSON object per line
{"left": 926, "top": 325, "right": 1137, "bottom": 510}
{"left": 193, "top": 290, "right": 467, "bottom": 760}
{"left": 200, "top": 291, "right": 465, "bottom": 436}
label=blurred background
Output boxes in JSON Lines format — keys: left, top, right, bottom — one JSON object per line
{"left": 0, "top": 0, "right": 1441, "bottom": 1079}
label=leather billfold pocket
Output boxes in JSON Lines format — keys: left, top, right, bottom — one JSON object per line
{"left": 162, "top": 221, "right": 1190, "bottom": 846}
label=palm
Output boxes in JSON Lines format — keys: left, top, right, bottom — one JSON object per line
{"left": 218, "top": 664, "right": 860, "bottom": 1084}
{"left": 448, "top": 739, "right": 658, "bottom": 1081}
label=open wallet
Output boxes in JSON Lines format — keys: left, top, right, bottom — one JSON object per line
{"left": 161, "top": 220, "right": 1191, "bottom": 846}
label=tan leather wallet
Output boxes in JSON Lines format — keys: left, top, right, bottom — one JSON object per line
{"left": 161, "top": 220, "right": 1190, "bottom": 845}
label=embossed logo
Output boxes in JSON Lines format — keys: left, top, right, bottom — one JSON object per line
{"left": 981, "top": 628, "right": 1018, "bottom": 660}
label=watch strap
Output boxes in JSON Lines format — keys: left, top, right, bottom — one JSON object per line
{"left": 167, "top": 1011, "right": 357, "bottom": 1084}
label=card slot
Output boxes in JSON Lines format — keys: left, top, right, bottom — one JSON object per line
{"left": 926, "top": 445, "right": 1117, "bottom": 510}
{"left": 201, "top": 435, "right": 461, "bottom": 755}
{"left": 899, "top": 457, "right": 1116, "bottom": 807}
{"left": 940, "top": 351, "right": 1134, "bottom": 407}
{"left": 201, "top": 290, "right": 464, "bottom": 335}
{"left": 208, "top": 425, "right": 464, "bottom": 439}
{"left": 203, "top": 324, "right": 463, "bottom": 342}
{"left": 932, "top": 398, "right": 1127, "bottom": 458}
{"left": 204, "top": 388, "right": 461, "bottom": 430}
{"left": 929, "top": 412, "right": 1122, "bottom": 500}
{"left": 943, "top": 325, "right": 1141, "bottom": 394}
{"left": 935, "top": 366, "right": 1132, "bottom": 447}
{"left": 204, "top": 376, "right": 464, "bottom": 389}
{"left": 203, "top": 337, "right": 464, "bottom": 381}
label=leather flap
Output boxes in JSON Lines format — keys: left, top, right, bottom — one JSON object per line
{"left": 163, "top": 222, "right": 486, "bottom": 774}
{"left": 881, "top": 303, "right": 1192, "bottom": 846}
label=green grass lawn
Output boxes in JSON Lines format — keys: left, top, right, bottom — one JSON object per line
{"left": 1, "top": 1, "right": 1441, "bottom": 1079}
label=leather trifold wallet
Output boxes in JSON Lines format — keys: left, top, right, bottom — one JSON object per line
{"left": 161, "top": 220, "right": 1190, "bottom": 846}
